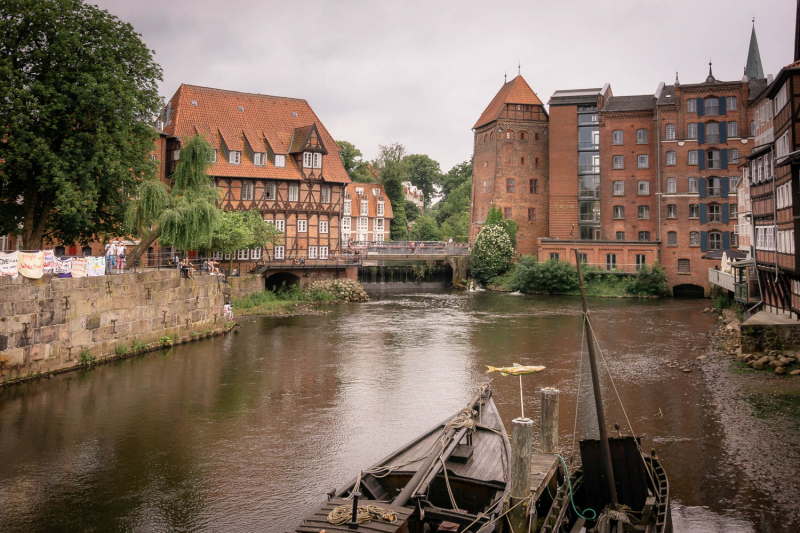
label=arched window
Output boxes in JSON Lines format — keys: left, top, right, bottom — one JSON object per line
{"left": 535, "top": 157, "right": 539, "bottom": 166}
{"left": 520, "top": 131, "right": 527, "bottom": 140}
{"left": 506, "top": 130, "right": 514, "bottom": 139}
{"left": 483, "top": 134, "right": 488, "bottom": 144}
{"left": 534, "top": 132, "right": 539, "bottom": 140}
{"left": 708, "top": 231, "right": 722, "bottom": 250}
{"left": 490, "top": 131, "right": 494, "bottom": 140}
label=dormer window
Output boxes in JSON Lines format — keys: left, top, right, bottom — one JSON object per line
{"left": 303, "top": 152, "right": 313, "bottom": 168}
{"left": 355, "top": 187, "right": 364, "bottom": 195}
{"left": 361, "top": 199, "right": 368, "bottom": 213}
{"left": 275, "top": 154, "right": 286, "bottom": 168}
{"left": 377, "top": 201, "right": 385, "bottom": 216}
{"left": 372, "top": 188, "right": 380, "bottom": 196}
{"left": 229, "top": 151, "right": 241, "bottom": 165}
{"left": 208, "top": 150, "right": 217, "bottom": 163}
{"left": 313, "top": 153, "right": 322, "bottom": 168}
{"left": 253, "top": 152, "right": 267, "bottom": 166}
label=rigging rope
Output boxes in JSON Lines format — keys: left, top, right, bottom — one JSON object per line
{"left": 571, "top": 317, "right": 587, "bottom": 455}
{"left": 326, "top": 504, "right": 397, "bottom": 525}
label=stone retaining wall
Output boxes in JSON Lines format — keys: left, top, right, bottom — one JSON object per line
{"left": 741, "top": 323, "right": 800, "bottom": 352}
{"left": 228, "top": 274, "right": 263, "bottom": 300}
{"left": 0, "top": 271, "right": 229, "bottom": 380}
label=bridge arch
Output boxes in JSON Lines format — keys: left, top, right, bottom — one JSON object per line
{"left": 265, "top": 271, "right": 301, "bottom": 291}
{"left": 672, "top": 283, "right": 705, "bottom": 298}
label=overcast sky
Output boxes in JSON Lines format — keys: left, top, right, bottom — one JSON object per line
{"left": 94, "top": 0, "right": 795, "bottom": 172}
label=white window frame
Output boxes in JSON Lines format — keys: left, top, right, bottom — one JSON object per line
{"left": 377, "top": 201, "right": 385, "bottom": 216}
{"left": 208, "top": 149, "right": 217, "bottom": 163}
{"left": 237, "top": 249, "right": 249, "bottom": 260}
{"left": 728, "top": 121, "right": 738, "bottom": 138}
{"left": 288, "top": 183, "right": 299, "bottom": 202}
{"left": 612, "top": 130, "right": 623, "bottom": 145}
{"left": 637, "top": 155, "right": 649, "bottom": 169}
{"left": 303, "top": 152, "right": 313, "bottom": 168}
{"left": 319, "top": 220, "right": 329, "bottom": 234}
{"left": 667, "top": 204, "right": 677, "bottom": 219}
{"left": 274, "top": 246, "right": 285, "bottom": 259}
{"left": 666, "top": 151, "right": 676, "bottom": 165}
{"left": 320, "top": 185, "right": 331, "bottom": 204}
{"left": 638, "top": 206, "right": 650, "bottom": 219}
{"left": 374, "top": 218, "right": 384, "bottom": 231}
{"left": 275, "top": 219, "right": 285, "bottom": 232}
{"left": 344, "top": 200, "right": 351, "bottom": 216}
{"left": 613, "top": 156, "right": 624, "bottom": 169}
{"left": 251, "top": 248, "right": 262, "bottom": 260}
{"left": 297, "top": 219, "right": 307, "bottom": 233}
{"left": 638, "top": 180, "right": 650, "bottom": 195}
{"left": 253, "top": 152, "right": 266, "bottom": 166}
{"left": 636, "top": 129, "right": 648, "bottom": 144}
{"left": 342, "top": 217, "right": 351, "bottom": 231}
{"left": 274, "top": 154, "right": 286, "bottom": 168}
{"left": 263, "top": 182, "right": 276, "bottom": 200}
{"left": 212, "top": 251, "right": 223, "bottom": 260}
{"left": 229, "top": 150, "right": 241, "bottom": 164}
{"left": 361, "top": 200, "right": 368, "bottom": 214}
{"left": 320, "top": 246, "right": 328, "bottom": 259}
{"left": 689, "top": 204, "right": 700, "bottom": 218}
{"left": 688, "top": 178, "right": 699, "bottom": 193}
{"left": 376, "top": 233, "right": 385, "bottom": 242}
{"left": 358, "top": 217, "right": 368, "bottom": 231}
{"left": 688, "top": 150, "right": 698, "bottom": 165}
{"left": 313, "top": 152, "right": 322, "bottom": 169}
{"left": 665, "top": 124, "right": 675, "bottom": 140}
{"left": 613, "top": 181, "right": 624, "bottom": 196}
{"left": 687, "top": 123, "right": 697, "bottom": 139}
{"left": 308, "top": 246, "right": 318, "bottom": 259}
{"left": 687, "top": 99, "right": 697, "bottom": 113}
{"left": 727, "top": 96, "right": 738, "bottom": 111}
{"left": 241, "top": 180, "right": 254, "bottom": 201}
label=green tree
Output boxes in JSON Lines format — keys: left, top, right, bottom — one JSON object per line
{"left": 375, "top": 143, "right": 409, "bottom": 240}
{"left": 403, "top": 154, "right": 441, "bottom": 208}
{"left": 212, "top": 209, "right": 283, "bottom": 273}
{"left": 484, "top": 204, "right": 518, "bottom": 247}
{"left": 471, "top": 225, "right": 514, "bottom": 284}
{"left": 438, "top": 159, "right": 473, "bottom": 199}
{"left": 336, "top": 140, "right": 373, "bottom": 183}
{"left": 0, "top": 0, "right": 163, "bottom": 248}
{"left": 125, "top": 135, "right": 220, "bottom": 262}
{"left": 408, "top": 214, "right": 441, "bottom": 241}
{"left": 405, "top": 200, "right": 421, "bottom": 222}
{"left": 626, "top": 263, "right": 668, "bottom": 297}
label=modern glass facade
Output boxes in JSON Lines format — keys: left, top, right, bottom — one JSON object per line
{"left": 578, "top": 103, "right": 600, "bottom": 239}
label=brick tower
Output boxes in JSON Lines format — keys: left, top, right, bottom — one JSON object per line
{"left": 470, "top": 75, "right": 549, "bottom": 256}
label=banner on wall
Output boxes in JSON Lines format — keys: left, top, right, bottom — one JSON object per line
{"left": 54, "top": 257, "right": 73, "bottom": 277}
{"left": 87, "top": 256, "right": 105, "bottom": 276}
{"left": 18, "top": 251, "right": 45, "bottom": 279}
{"left": 43, "top": 250, "right": 55, "bottom": 274}
{"left": 0, "top": 251, "right": 18, "bottom": 279}
{"left": 71, "top": 257, "right": 87, "bottom": 277}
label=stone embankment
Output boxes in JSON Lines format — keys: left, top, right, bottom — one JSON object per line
{"left": 0, "top": 271, "right": 265, "bottom": 385}
{"left": 305, "top": 279, "right": 369, "bottom": 302}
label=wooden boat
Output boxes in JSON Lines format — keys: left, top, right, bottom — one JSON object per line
{"left": 536, "top": 248, "right": 672, "bottom": 533}
{"left": 293, "top": 383, "right": 511, "bottom": 533}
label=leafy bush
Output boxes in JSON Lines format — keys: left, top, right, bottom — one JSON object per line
{"left": 713, "top": 292, "right": 733, "bottom": 314}
{"left": 115, "top": 344, "right": 128, "bottom": 356}
{"left": 132, "top": 340, "right": 147, "bottom": 352}
{"left": 78, "top": 348, "right": 94, "bottom": 365}
{"left": 471, "top": 225, "right": 514, "bottom": 283}
{"left": 159, "top": 335, "right": 174, "bottom": 347}
{"left": 626, "top": 264, "right": 668, "bottom": 297}
{"left": 508, "top": 256, "right": 579, "bottom": 294}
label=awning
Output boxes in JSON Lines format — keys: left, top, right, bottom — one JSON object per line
{"left": 702, "top": 248, "right": 747, "bottom": 260}
{"left": 730, "top": 257, "right": 756, "bottom": 268}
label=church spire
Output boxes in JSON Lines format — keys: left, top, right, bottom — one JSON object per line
{"left": 746, "top": 20, "right": 765, "bottom": 80}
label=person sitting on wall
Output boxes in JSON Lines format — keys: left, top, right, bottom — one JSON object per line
{"left": 232, "top": 268, "right": 238, "bottom": 277}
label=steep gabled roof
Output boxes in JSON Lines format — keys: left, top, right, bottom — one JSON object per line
{"left": 473, "top": 75, "right": 543, "bottom": 129}
{"left": 160, "top": 84, "right": 349, "bottom": 183}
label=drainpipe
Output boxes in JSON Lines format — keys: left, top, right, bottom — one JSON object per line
{"left": 656, "top": 106, "right": 662, "bottom": 244}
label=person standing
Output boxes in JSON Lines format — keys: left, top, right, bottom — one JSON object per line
{"left": 108, "top": 241, "right": 117, "bottom": 273}
{"left": 105, "top": 242, "right": 113, "bottom": 273}
{"left": 116, "top": 242, "right": 126, "bottom": 272}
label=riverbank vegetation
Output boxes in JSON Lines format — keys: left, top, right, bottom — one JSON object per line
{"left": 233, "top": 279, "right": 369, "bottom": 317}
{"left": 486, "top": 256, "right": 669, "bottom": 298}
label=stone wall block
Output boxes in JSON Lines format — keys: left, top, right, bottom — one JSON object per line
{"left": 35, "top": 325, "right": 61, "bottom": 344}
{"left": 13, "top": 300, "right": 35, "bottom": 315}
{"left": 30, "top": 343, "right": 50, "bottom": 361}
{"left": 68, "top": 329, "right": 92, "bottom": 348}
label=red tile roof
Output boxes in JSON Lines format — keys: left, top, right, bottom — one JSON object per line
{"left": 345, "top": 183, "right": 394, "bottom": 219}
{"left": 162, "top": 84, "right": 350, "bottom": 183}
{"left": 473, "top": 75, "right": 544, "bottom": 129}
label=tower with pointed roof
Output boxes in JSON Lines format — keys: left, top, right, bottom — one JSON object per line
{"left": 470, "top": 75, "right": 549, "bottom": 256}
{"left": 745, "top": 22, "right": 765, "bottom": 80}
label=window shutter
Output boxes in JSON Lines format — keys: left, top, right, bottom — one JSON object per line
{"left": 697, "top": 97, "right": 704, "bottom": 117}
{"left": 698, "top": 122, "right": 705, "bottom": 144}
{"left": 698, "top": 150, "right": 706, "bottom": 170}
{"left": 719, "top": 96, "right": 726, "bottom": 116}
{"left": 701, "top": 231, "right": 708, "bottom": 252}
{"left": 719, "top": 121, "right": 727, "bottom": 144}
{"left": 722, "top": 203, "right": 729, "bottom": 223}
{"left": 721, "top": 148, "right": 728, "bottom": 169}
{"left": 699, "top": 178, "right": 707, "bottom": 198}
{"left": 721, "top": 177, "right": 729, "bottom": 198}
{"left": 700, "top": 202, "right": 707, "bottom": 223}
{"left": 723, "top": 231, "right": 730, "bottom": 249}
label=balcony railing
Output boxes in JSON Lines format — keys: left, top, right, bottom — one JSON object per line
{"left": 708, "top": 268, "right": 736, "bottom": 292}
{"left": 579, "top": 213, "right": 600, "bottom": 222}
{"left": 579, "top": 141, "right": 599, "bottom": 151}
{"left": 578, "top": 165, "right": 600, "bottom": 174}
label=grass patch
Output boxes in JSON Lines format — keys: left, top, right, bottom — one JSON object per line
{"left": 746, "top": 391, "right": 800, "bottom": 431}
{"left": 233, "top": 283, "right": 338, "bottom": 316}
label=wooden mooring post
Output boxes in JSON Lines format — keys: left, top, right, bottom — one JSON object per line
{"left": 509, "top": 417, "right": 534, "bottom": 533}
{"left": 540, "top": 388, "right": 559, "bottom": 453}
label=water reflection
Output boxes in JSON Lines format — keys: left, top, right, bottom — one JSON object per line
{"left": 0, "top": 291, "right": 790, "bottom": 531}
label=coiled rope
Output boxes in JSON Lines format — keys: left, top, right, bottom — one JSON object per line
{"left": 327, "top": 504, "right": 397, "bottom": 525}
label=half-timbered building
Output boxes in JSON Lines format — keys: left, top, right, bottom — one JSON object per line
{"left": 343, "top": 183, "right": 394, "bottom": 243}
{"left": 159, "top": 84, "right": 352, "bottom": 275}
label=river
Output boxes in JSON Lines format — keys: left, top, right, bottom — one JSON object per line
{"left": 0, "top": 290, "right": 793, "bottom": 532}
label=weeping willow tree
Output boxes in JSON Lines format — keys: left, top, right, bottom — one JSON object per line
{"left": 127, "top": 135, "right": 220, "bottom": 263}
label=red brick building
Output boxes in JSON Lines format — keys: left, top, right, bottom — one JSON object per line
{"left": 470, "top": 75, "right": 550, "bottom": 256}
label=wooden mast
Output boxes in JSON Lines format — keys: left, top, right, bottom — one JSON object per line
{"left": 574, "top": 248, "right": 618, "bottom": 506}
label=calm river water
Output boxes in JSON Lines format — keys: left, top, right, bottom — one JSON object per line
{"left": 0, "top": 290, "right": 789, "bottom": 532}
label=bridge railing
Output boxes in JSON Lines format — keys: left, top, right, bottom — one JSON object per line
{"left": 357, "top": 241, "right": 470, "bottom": 256}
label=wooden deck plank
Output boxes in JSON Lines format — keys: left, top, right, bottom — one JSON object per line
{"left": 529, "top": 453, "right": 559, "bottom": 502}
